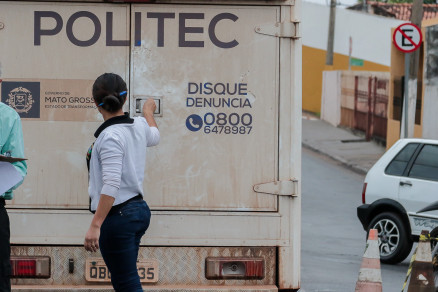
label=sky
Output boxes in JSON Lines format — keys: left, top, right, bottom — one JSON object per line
{"left": 303, "top": 0, "right": 360, "bottom": 8}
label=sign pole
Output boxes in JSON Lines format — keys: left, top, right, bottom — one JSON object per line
{"left": 393, "top": 23, "right": 422, "bottom": 139}
{"left": 401, "top": 53, "right": 410, "bottom": 139}
{"left": 348, "top": 36, "right": 352, "bottom": 71}
{"left": 406, "top": 0, "right": 422, "bottom": 138}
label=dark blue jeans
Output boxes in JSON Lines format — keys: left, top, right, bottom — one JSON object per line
{"left": 0, "top": 202, "right": 11, "bottom": 292}
{"left": 99, "top": 199, "right": 151, "bottom": 292}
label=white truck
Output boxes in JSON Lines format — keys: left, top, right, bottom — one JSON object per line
{"left": 0, "top": 0, "right": 302, "bottom": 291}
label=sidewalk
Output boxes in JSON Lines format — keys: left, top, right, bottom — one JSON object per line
{"left": 302, "top": 113, "right": 386, "bottom": 175}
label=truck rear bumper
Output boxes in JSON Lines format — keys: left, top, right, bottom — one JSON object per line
{"left": 12, "top": 285, "right": 278, "bottom": 292}
{"left": 11, "top": 246, "right": 277, "bottom": 289}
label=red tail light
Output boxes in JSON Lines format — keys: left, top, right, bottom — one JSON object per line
{"left": 10, "top": 257, "right": 50, "bottom": 278}
{"left": 362, "top": 183, "right": 368, "bottom": 204}
{"left": 205, "top": 257, "right": 264, "bottom": 280}
{"left": 14, "top": 260, "right": 36, "bottom": 276}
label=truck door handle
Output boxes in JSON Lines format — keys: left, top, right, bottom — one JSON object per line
{"left": 400, "top": 181, "right": 413, "bottom": 187}
{"left": 134, "top": 96, "right": 162, "bottom": 117}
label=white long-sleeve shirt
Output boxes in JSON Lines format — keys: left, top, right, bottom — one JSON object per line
{"left": 88, "top": 114, "right": 159, "bottom": 211}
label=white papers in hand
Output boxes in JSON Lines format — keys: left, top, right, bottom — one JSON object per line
{"left": 0, "top": 161, "right": 23, "bottom": 195}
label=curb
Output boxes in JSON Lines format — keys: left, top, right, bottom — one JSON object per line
{"left": 302, "top": 142, "right": 368, "bottom": 175}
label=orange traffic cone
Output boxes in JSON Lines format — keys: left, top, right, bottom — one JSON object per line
{"left": 407, "top": 230, "right": 435, "bottom": 291}
{"left": 355, "top": 229, "right": 382, "bottom": 292}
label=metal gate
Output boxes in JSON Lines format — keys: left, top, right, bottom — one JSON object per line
{"left": 353, "top": 76, "right": 389, "bottom": 141}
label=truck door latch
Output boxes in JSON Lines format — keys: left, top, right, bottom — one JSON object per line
{"left": 134, "top": 96, "right": 162, "bottom": 117}
{"left": 253, "top": 180, "right": 298, "bottom": 197}
{"left": 255, "top": 21, "right": 300, "bottom": 39}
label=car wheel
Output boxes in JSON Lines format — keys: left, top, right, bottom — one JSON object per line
{"left": 368, "top": 212, "right": 413, "bottom": 264}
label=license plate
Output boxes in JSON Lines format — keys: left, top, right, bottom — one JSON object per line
{"left": 85, "top": 258, "right": 159, "bottom": 283}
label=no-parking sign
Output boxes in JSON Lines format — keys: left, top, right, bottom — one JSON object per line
{"left": 393, "top": 23, "right": 422, "bottom": 53}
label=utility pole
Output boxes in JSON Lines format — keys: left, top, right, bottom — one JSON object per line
{"left": 403, "top": 0, "right": 423, "bottom": 138}
{"left": 326, "top": 0, "right": 336, "bottom": 66}
{"left": 362, "top": 0, "right": 367, "bottom": 12}
{"left": 348, "top": 36, "right": 352, "bottom": 70}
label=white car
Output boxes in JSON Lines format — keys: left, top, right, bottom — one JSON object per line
{"left": 357, "top": 138, "right": 438, "bottom": 264}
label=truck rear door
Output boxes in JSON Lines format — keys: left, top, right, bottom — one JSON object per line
{"left": 0, "top": 2, "right": 130, "bottom": 209}
{"left": 130, "top": 5, "right": 280, "bottom": 211}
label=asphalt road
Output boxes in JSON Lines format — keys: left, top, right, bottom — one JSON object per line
{"left": 300, "top": 148, "right": 413, "bottom": 292}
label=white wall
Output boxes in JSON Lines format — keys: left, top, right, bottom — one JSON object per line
{"left": 321, "top": 71, "right": 341, "bottom": 126}
{"left": 302, "top": 2, "right": 404, "bottom": 66}
{"left": 422, "top": 86, "right": 438, "bottom": 139}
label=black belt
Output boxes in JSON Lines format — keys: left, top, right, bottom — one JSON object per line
{"left": 0, "top": 198, "right": 5, "bottom": 208}
{"left": 92, "top": 194, "right": 143, "bottom": 215}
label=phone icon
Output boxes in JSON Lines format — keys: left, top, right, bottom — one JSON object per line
{"left": 186, "top": 114, "right": 203, "bottom": 132}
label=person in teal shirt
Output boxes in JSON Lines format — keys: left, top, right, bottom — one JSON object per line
{"left": 0, "top": 101, "right": 27, "bottom": 292}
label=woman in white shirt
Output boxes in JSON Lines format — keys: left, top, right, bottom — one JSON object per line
{"left": 84, "top": 73, "right": 159, "bottom": 292}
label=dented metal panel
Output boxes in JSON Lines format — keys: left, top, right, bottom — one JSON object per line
{"left": 131, "top": 5, "right": 280, "bottom": 211}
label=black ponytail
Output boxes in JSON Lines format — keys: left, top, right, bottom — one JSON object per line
{"left": 92, "top": 73, "right": 128, "bottom": 113}
{"left": 100, "top": 95, "right": 121, "bottom": 112}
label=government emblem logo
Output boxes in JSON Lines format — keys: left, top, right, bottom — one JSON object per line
{"left": 6, "top": 87, "right": 34, "bottom": 113}
{"left": 1, "top": 81, "right": 40, "bottom": 118}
